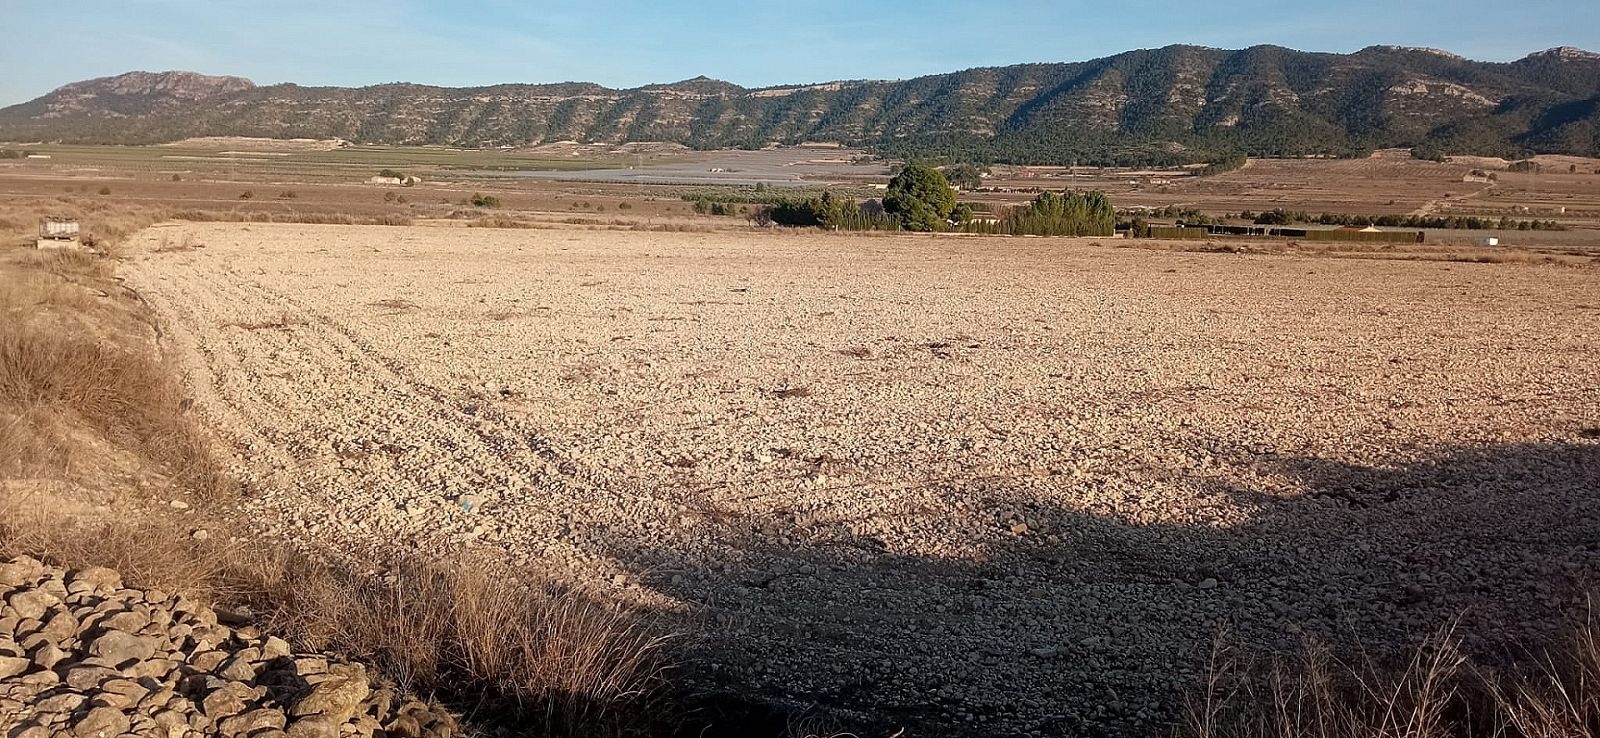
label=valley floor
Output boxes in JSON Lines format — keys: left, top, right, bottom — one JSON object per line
{"left": 122, "top": 223, "right": 1600, "bottom": 736}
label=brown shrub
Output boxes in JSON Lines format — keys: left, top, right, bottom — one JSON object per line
{"left": 0, "top": 493, "right": 237, "bottom": 600}
{"left": 255, "top": 556, "right": 673, "bottom": 733}
{"left": 0, "top": 321, "right": 229, "bottom": 497}
{"left": 1181, "top": 618, "right": 1600, "bottom": 738}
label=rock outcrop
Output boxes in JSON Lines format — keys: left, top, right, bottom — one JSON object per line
{"left": 0, "top": 557, "right": 457, "bottom": 738}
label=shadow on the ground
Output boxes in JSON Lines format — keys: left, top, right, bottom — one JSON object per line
{"left": 598, "top": 437, "right": 1600, "bottom": 737}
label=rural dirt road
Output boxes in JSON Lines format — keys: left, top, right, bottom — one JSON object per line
{"left": 123, "top": 223, "right": 1600, "bottom": 736}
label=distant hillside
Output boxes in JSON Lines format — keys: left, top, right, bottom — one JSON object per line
{"left": 3, "top": 45, "right": 1599, "bottom": 165}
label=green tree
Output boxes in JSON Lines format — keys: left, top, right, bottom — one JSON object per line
{"left": 1002, "top": 190, "right": 1115, "bottom": 236}
{"left": 951, "top": 203, "right": 976, "bottom": 226}
{"left": 943, "top": 163, "right": 986, "bottom": 191}
{"left": 815, "top": 191, "right": 860, "bottom": 229}
{"left": 1410, "top": 145, "right": 1446, "bottom": 163}
{"left": 884, "top": 164, "right": 957, "bottom": 231}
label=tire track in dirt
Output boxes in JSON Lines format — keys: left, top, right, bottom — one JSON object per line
{"left": 127, "top": 236, "right": 700, "bottom": 585}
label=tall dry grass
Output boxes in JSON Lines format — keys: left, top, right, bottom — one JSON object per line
{"left": 0, "top": 197, "right": 170, "bottom": 254}
{"left": 1182, "top": 617, "right": 1600, "bottom": 738}
{"left": 0, "top": 324, "right": 230, "bottom": 494}
{"left": 0, "top": 232, "right": 228, "bottom": 495}
{"left": 257, "top": 557, "right": 673, "bottom": 736}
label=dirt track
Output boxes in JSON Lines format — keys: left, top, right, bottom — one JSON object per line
{"left": 123, "top": 223, "right": 1600, "bottom": 736}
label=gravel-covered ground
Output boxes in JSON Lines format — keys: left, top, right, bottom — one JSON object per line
{"left": 123, "top": 223, "right": 1600, "bottom": 736}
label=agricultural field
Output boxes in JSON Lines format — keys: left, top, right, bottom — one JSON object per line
{"left": 975, "top": 150, "right": 1600, "bottom": 238}
{"left": 7, "top": 144, "right": 1600, "bottom": 247}
{"left": 118, "top": 222, "right": 1600, "bottom": 736}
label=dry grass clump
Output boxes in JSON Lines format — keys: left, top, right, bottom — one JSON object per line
{"left": 257, "top": 557, "right": 673, "bottom": 735}
{"left": 0, "top": 243, "right": 228, "bottom": 496}
{"left": 12, "top": 247, "right": 109, "bottom": 275}
{"left": 1121, "top": 236, "right": 1597, "bottom": 269}
{"left": 0, "top": 492, "right": 237, "bottom": 600}
{"left": 0, "top": 197, "right": 169, "bottom": 254}
{"left": 470, "top": 216, "right": 544, "bottom": 229}
{"left": 467, "top": 215, "right": 716, "bottom": 234}
{"left": 0, "top": 271, "right": 99, "bottom": 312}
{"left": 630, "top": 223, "right": 714, "bottom": 233}
{"left": 1182, "top": 619, "right": 1600, "bottom": 738}
{"left": 0, "top": 318, "right": 231, "bottom": 496}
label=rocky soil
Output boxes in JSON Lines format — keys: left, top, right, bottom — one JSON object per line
{"left": 121, "top": 223, "right": 1600, "bottom": 736}
{"left": 0, "top": 557, "right": 457, "bottom": 738}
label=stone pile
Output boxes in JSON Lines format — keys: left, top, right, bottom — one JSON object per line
{"left": 0, "top": 557, "right": 459, "bottom": 738}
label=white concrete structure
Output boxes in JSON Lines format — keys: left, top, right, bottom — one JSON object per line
{"left": 37, "top": 219, "right": 83, "bottom": 249}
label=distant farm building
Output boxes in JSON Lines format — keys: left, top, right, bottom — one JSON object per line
{"left": 368, "top": 175, "right": 422, "bottom": 186}
{"left": 1479, "top": 237, "right": 1500, "bottom": 247}
{"left": 36, "top": 218, "right": 82, "bottom": 250}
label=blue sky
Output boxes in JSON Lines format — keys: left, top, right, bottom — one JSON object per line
{"left": 4, "top": 0, "right": 1598, "bottom": 105}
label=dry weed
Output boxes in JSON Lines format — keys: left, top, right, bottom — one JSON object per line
{"left": 1182, "top": 617, "right": 1600, "bottom": 738}
{"left": 0, "top": 492, "right": 236, "bottom": 601}
{"left": 0, "top": 323, "right": 228, "bottom": 496}
{"left": 257, "top": 558, "right": 674, "bottom": 734}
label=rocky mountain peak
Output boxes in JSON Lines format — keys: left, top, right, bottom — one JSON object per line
{"left": 1521, "top": 46, "right": 1600, "bottom": 62}
{"left": 55, "top": 71, "right": 255, "bottom": 99}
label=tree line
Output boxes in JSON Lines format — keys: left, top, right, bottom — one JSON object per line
{"left": 708, "top": 165, "right": 1117, "bottom": 237}
{"left": 1246, "top": 208, "right": 1565, "bottom": 231}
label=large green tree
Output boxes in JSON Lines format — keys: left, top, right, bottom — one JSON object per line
{"left": 943, "top": 163, "right": 987, "bottom": 190}
{"left": 884, "top": 164, "right": 957, "bottom": 231}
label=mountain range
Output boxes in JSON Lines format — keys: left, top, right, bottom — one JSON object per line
{"left": 3, "top": 45, "right": 1598, "bottom": 165}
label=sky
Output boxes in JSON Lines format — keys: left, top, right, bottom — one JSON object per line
{"left": 4, "top": 0, "right": 1599, "bottom": 106}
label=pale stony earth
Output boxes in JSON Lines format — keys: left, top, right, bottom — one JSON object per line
{"left": 123, "top": 223, "right": 1600, "bottom": 736}
{"left": 0, "top": 557, "right": 458, "bottom": 738}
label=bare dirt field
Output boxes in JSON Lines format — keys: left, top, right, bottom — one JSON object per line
{"left": 116, "top": 223, "right": 1600, "bottom": 736}
{"left": 1132, "top": 153, "right": 1491, "bottom": 215}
